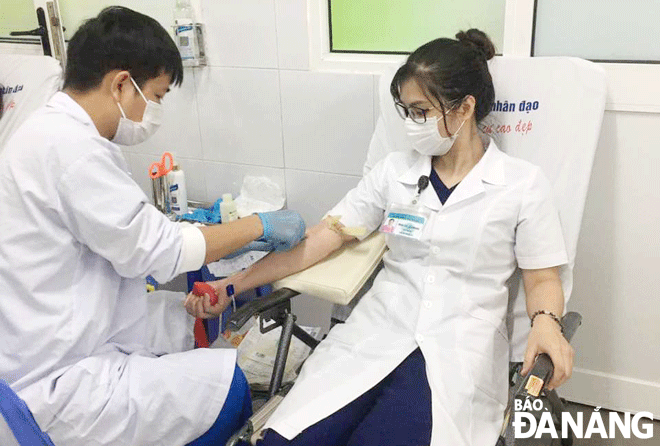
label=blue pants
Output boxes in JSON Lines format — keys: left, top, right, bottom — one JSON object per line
{"left": 0, "top": 380, "right": 55, "bottom": 445}
{"left": 1, "top": 368, "right": 251, "bottom": 446}
{"left": 188, "top": 364, "right": 253, "bottom": 446}
{"left": 257, "top": 348, "right": 432, "bottom": 446}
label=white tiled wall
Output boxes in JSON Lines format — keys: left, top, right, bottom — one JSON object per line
{"left": 280, "top": 71, "right": 374, "bottom": 176}
{"left": 122, "top": 0, "right": 376, "bottom": 212}
{"left": 274, "top": 0, "right": 310, "bottom": 70}
{"left": 201, "top": 0, "right": 279, "bottom": 69}
{"left": 196, "top": 67, "right": 284, "bottom": 167}
{"left": 285, "top": 169, "right": 363, "bottom": 331}
{"left": 120, "top": 0, "right": 377, "bottom": 329}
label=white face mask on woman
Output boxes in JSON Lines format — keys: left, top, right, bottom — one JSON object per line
{"left": 112, "top": 77, "right": 163, "bottom": 146}
{"left": 405, "top": 114, "right": 465, "bottom": 157}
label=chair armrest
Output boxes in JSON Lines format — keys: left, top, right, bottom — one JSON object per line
{"left": 227, "top": 232, "right": 387, "bottom": 330}
{"left": 273, "top": 232, "right": 387, "bottom": 305}
{"left": 559, "top": 311, "right": 582, "bottom": 343}
{"left": 227, "top": 288, "right": 299, "bottom": 331}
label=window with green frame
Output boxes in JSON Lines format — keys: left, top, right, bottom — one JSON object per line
{"left": 329, "top": 0, "right": 506, "bottom": 54}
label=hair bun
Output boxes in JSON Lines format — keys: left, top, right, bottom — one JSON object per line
{"left": 456, "top": 29, "right": 496, "bottom": 60}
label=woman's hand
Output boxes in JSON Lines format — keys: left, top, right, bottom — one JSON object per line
{"left": 521, "top": 315, "right": 574, "bottom": 390}
{"left": 184, "top": 279, "right": 232, "bottom": 319}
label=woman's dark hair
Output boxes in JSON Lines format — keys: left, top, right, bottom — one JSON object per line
{"left": 391, "top": 29, "right": 496, "bottom": 128}
{"left": 63, "top": 6, "right": 183, "bottom": 92}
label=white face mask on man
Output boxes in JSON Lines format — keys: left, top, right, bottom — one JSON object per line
{"left": 405, "top": 113, "right": 465, "bottom": 157}
{"left": 112, "top": 77, "right": 163, "bottom": 146}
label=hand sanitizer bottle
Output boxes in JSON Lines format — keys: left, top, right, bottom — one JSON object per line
{"left": 174, "top": 0, "right": 200, "bottom": 67}
{"left": 168, "top": 164, "right": 188, "bottom": 215}
{"left": 220, "top": 193, "right": 239, "bottom": 223}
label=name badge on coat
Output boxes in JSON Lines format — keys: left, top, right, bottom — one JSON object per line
{"left": 380, "top": 203, "right": 430, "bottom": 240}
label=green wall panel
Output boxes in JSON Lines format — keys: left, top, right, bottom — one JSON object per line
{"left": 330, "top": 0, "right": 505, "bottom": 53}
{"left": 1, "top": 0, "right": 40, "bottom": 38}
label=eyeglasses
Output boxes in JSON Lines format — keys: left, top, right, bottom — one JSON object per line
{"left": 394, "top": 102, "right": 432, "bottom": 124}
{"left": 394, "top": 101, "right": 460, "bottom": 124}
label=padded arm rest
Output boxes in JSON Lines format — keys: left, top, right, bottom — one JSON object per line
{"left": 228, "top": 232, "right": 387, "bottom": 330}
{"left": 272, "top": 232, "right": 388, "bottom": 305}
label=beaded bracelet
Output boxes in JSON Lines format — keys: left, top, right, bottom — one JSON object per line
{"left": 530, "top": 310, "right": 563, "bottom": 333}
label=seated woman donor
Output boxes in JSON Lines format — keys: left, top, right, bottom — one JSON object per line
{"left": 186, "top": 29, "right": 574, "bottom": 446}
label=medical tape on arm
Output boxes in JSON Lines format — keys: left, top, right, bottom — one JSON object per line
{"left": 323, "top": 215, "right": 367, "bottom": 237}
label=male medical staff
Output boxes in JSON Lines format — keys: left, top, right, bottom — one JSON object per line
{"left": 0, "top": 7, "right": 305, "bottom": 445}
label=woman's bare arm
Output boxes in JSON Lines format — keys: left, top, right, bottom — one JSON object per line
{"left": 521, "top": 266, "right": 574, "bottom": 390}
{"left": 185, "top": 221, "right": 355, "bottom": 318}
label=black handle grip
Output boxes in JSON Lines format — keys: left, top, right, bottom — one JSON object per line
{"left": 10, "top": 8, "right": 51, "bottom": 56}
{"left": 10, "top": 26, "right": 46, "bottom": 37}
{"left": 515, "top": 311, "right": 582, "bottom": 397}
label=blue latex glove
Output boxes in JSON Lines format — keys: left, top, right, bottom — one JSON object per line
{"left": 256, "top": 210, "right": 306, "bottom": 252}
{"left": 178, "top": 198, "right": 223, "bottom": 224}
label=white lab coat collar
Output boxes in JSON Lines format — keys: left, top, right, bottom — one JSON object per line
{"left": 46, "top": 92, "right": 131, "bottom": 176}
{"left": 47, "top": 91, "right": 102, "bottom": 137}
{"left": 397, "top": 137, "right": 506, "bottom": 210}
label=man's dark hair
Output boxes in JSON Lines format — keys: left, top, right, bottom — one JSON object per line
{"left": 63, "top": 6, "right": 183, "bottom": 92}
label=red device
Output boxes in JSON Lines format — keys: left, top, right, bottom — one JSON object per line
{"left": 192, "top": 282, "right": 218, "bottom": 348}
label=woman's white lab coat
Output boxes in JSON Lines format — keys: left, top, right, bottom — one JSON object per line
{"left": 0, "top": 92, "right": 235, "bottom": 445}
{"left": 265, "top": 139, "right": 568, "bottom": 445}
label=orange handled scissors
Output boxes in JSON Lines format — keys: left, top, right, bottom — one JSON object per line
{"left": 148, "top": 152, "right": 174, "bottom": 179}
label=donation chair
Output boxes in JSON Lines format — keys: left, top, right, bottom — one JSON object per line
{"left": 224, "top": 56, "right": 606, "bottom": 446}
{"left": 0, "top": 54, "right": 62, "bottom": 153}
{"left": 0, "top": 54, "right": 62, "bottom": 446}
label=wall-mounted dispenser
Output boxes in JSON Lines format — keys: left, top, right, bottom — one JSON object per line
{"left": 174, "top": 0, "right": 206, "bottom": 67}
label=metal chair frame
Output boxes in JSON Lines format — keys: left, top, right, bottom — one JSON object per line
{"left": 224, "top": 282, "right": 582, "bottom": 446}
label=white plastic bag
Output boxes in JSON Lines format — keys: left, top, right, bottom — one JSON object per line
{"left": 235, "top": 318, "right": 321, "bottom": 385}
{"left": 234, "top": 176, "right": 285, "bottom": 218}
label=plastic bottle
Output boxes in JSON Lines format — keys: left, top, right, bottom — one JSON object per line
{"left": 220, "top": 193, "right": 239, "bottom": 223}
{"left": 174, "top": 0, "right": 200, "bottom": 67}
{"left": 168, "top": 164, "right": 188, "bottom": 215}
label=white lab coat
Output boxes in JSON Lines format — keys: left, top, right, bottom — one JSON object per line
{"left": 0, "top": 92, "right": 235, "bottom": 446}
{"left": 265, "top": 138, "right": 568, "bottom": 445}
